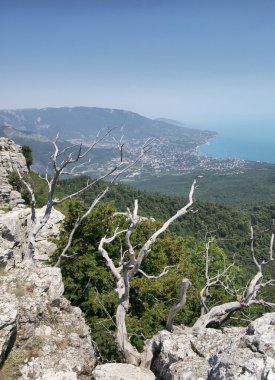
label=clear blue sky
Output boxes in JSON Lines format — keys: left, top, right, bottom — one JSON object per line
{"left": 1, "top": 0, "right": 275, "bottom": 125}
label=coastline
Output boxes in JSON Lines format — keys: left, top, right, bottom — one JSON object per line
{"left": 197, "top": 129, "right": 275, "bottom": 164}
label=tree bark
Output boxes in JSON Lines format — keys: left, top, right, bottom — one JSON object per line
{"left": 192, "top": 300, "right": 242, "bottom": 333}
{"left": 166, "top": 279, "right": 191, "bottom": 332}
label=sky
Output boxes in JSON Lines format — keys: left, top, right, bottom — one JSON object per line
{"left": 1, "top": 0, "right": 275, "bottom": 126}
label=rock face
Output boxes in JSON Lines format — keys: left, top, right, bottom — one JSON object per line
{"left": 0, "top": 138, "right": 26, "bottom": 209}
{"left": 0, "top": 138, "right": 96, "bottom": 379}
{"left": 0, "top": 206, "right": 65, "bottom": 267}
{"left": 0, "top": 209, "right": 96, "bottom": 379}
{"left": 0, "top": 263, "right": 96, "bottom": 380}
{"left": 151, "top": 314, "right": 275, "bottom": 380}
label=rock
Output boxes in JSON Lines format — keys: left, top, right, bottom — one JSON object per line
{"left": 0, "top": 138, "right": 96, "bottom": 379}
{"left": 245, "top": 313, "right": 275, "bottom": 357}
{"left": 33, "top": 206, "right": 65, "bottom": 261}
{"left": 0, "top": 206, "right": 64, "bottom": 266}
{"left": 0, "top": 138, "right": 27, "bottom": 209}
{"left": 208, "top": 313, "right": 275, "bottom": 380}
{"left": 151, "top": 315, "right": 275, "bottom": 380}
{"left": 0, "top": 263, "right": 96, "bottom": 379}
{"left": 0, "top": 293, "right": 18, "bottom": 366}
{"left": 93, "top": 363, "right": 157, "bottom": 380}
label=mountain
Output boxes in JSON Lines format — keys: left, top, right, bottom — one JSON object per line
{"left": 0, "top": 107, "right": 219, "bottom": 176}
{"left": 155, "top": 117, "right": 187, "bottom": 128}
{"left": 0, "top": 107, "right": 215, "bottom": 145}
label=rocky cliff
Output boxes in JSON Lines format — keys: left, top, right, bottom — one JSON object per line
{"left": 0, "top": 138, "right": 26, "bottom": 209}
{"left": 0, "top": 138, "right": 96, "bottom": 379}
{"left": 150, "top": 313, "right": 275, "bottom": 380}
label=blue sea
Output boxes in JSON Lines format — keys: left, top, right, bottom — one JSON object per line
{"left": 198, "top": 121, "right": 275, "bottom": 163}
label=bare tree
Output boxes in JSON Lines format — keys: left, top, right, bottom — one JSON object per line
{"left": 98, "top": 177, "right": 201, "bottom": 366}
{"left": 198, "top": 232, "right": 235, "bottom": 317}
{"left": 96, "top": 178, "right": 275, "bottom": 367}
{"left": 18, "top": 130, "right": 152, "bottom": 261}
{"left": 192, "top": 225, "right": 275, "bottom": 333}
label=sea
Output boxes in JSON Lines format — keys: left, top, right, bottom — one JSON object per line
{"left": 198, "top": 120, "right": 275, "bottom": 164}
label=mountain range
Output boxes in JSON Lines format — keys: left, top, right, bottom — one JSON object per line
{"left": 0, "top": 107, "right": 215, "bottom": 172}
{"left": 0, "top": 107, "right": 214, "bottom": 144}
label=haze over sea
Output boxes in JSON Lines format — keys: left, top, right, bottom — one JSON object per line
{"left": 197, "top": 119, "right": 275, "bottom": 164}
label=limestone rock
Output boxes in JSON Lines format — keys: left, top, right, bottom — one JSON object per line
{"left": 0, "top": 137, "right": 27, "bottom": 209}
{"left": 0, "top": 293, "right": 18, "bottom": 366}
{"left": 33, "top": 206, "right": 65, "bottom": 261}
{"left": 93, "top": 363, "right": 157, "bottom": 380}
{"left": 0, "top": 138, "right": 96, "bottom": 379}
{"left": 0, "top": 204, "right": 95, "bottom": 379}
{"left": 0, "top": 262, "right": 96, "bottom": 380}
{"left": 209, "top": 313, "right": 275, "bottom": 380}
{"left": 151, "top": 314, "right": 275, "bottom": 380}
{"left": 0, "top": 206, "right": 64, "bottom": 266}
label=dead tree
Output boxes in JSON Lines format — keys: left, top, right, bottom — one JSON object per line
{"left": 192, "top": 225, "right": 275, "bottom": 333}
{"left": 18, "top": 131, "right": 152, "bottom": 261}
{"left": 198, "top": 232, "right": 235, "bottom": 316}
{"left": 97, "top": 180, "right": 275, "bottom": 366}
{"left": 98, "top": 178, "right": 201, "bottom": 366}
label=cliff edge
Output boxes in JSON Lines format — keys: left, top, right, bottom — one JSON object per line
{"left": 0, "top": 138, "right": 96, "bottom": 380}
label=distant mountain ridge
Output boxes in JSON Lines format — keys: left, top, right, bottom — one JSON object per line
{"left": 156, "top": 118, "right": 187, "bottom": 128}
{"left": 0, "top": 107, "right": 218, "bottom": 176}
{"left": 0, "top": 107, "right": 215, "bottom": 144}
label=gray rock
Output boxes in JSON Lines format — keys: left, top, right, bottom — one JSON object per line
{"left": 209, "top": 313, "right": 275, "bottom": 380}
{"left": 0, "top": 138, "right": 27, "bottom": 209}
{"left": 0, "top": 262, "right": 96, "bottom": 379}
{"left": 0, "top": 206, "right": 64, "bottom": 266}
{"left": 0, "top": 138, "right": 96, "bottom": 379}
{"left": 93, "top": 363, "right": 157, "bottom": 380}
{"left": 0, "top": 293, "right": 18, "bottom": 366}
{"left": 151, "top": 315, "right": 275, "bottom": 380}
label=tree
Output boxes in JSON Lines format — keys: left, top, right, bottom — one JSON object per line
{"left": 97, "top": 178, "right": 201, "bottom": 366}
{"left": 192, "top": 225, "right": 275, "bottom": 332}
{"left": 17, "top": 131, "right": 152, "bottom": 261}
{"left": 22, "top": 145, "right": 33, "bottom": 172}
{"left": 95, "top": 183, "right": 275, "bottom": 368}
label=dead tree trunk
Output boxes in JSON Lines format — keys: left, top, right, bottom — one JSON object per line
{"left": 166, "top": 278, "right": 191, "bottom": 332}
{"left": 98, "top": 177, "right": 200, "bottom": 366}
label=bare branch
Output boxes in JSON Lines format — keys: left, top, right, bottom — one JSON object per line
{"left": 98, "top": 229, "right": 128, "bottom": 281}
{"left": 53, "top": 167, "right": 117, "bottom": 204}
{"left": 250, "top": 226, "right": 261, "bottom": 270}
{"left": 79, "top": 128, "right": 113, "bottom": 159}
{"left": 138, "top": 265, "right": 177, "bottom": 280}
{"left": 129, "top": 176, "right": 201, "bottom": 280}
{"left": 55, "top": 187, "right": 110, "bottom": 267}
{"left": 110, "top": 139, "right": 155, "bottom": 184}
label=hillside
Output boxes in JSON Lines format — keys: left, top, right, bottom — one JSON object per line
{"left": 0, "top": 107, "right": 214, "bottom": 144}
